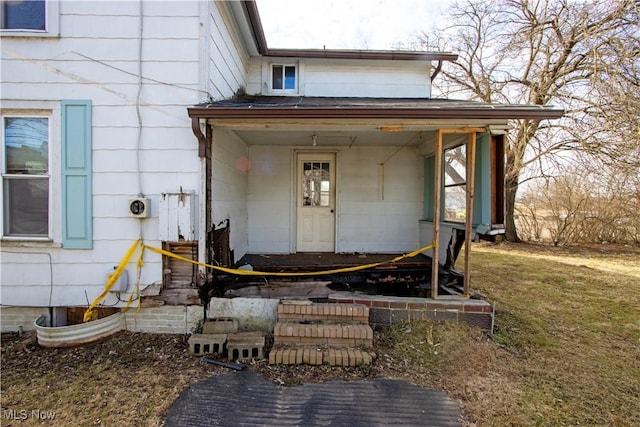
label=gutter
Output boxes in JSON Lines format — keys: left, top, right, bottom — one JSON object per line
{"left": 265, "top": 49, "right": 458, "bottom": 62}
{"left": 188, "top": 105, "right": 565, "bottom": 121}
{"left": 242, "top": 0, "right": 268, "bottom": 55}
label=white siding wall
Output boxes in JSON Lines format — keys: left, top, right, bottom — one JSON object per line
{"left": 338, "top": 146, "right": 424, "bottom": 252}
{"left": 247, "top": 146, "right": 294, "bottom": 253}
{"left": 245, "top": 145, "right": 424, "bottom": 254}
{"left": 205, "top": 2, "right": 250, "bottom": 100}
{"left": 211, "top": 129, "right": 249, "bottom": 258}
{"left": 248, "top": 58, "right": 432, "bottom": 98}
{"left": 245, "top": 58, "right": 264, "bottom": 95}
{"left": 0, "top": 1, "right": 249, "bottom": 311}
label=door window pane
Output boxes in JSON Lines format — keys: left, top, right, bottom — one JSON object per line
{"left": 302, "top": 161, "right": 330, "bottom": 207}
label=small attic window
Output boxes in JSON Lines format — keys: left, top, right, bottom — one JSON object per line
{"left": 272, "top": 65, "right": 296, "bottom": 91}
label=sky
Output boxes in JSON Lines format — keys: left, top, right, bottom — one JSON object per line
{"left": 255, "top": 0, "right": 451, "bottom": 51}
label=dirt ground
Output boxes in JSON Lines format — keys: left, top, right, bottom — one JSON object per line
{"left": 2, "top": 242, "right": 639, "bottom": 426}
{"left": 1, "top": 328, "right": 415, "bottom": 426}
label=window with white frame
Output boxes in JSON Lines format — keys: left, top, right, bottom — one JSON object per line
{"left": 0, "top": 0, "right": 59, "bottom": 35}
{"left": 2, "top": 116, "right": 50, "bottom": 237}
{"left": 443, "top": 145, "right": 466, "bottom": 223}
{"left": 272, "top": 64, "right": 297, "bottom": 91}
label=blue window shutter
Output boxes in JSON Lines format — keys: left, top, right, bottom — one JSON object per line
{"left": 61, "top": 100, "right": 92, "bottom": 249}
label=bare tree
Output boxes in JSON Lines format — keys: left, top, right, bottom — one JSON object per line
{"left": 408, "top": 0, "right": 639, "bottom": 241}
{"left": 516, "top": 156, "right": 640, "bottom": 245}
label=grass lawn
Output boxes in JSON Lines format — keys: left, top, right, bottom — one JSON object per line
{"left": 379, "top": 242, "right": 640, "bottom": 426}
{"left": 2, "top": 243, "right": 639, "bottom": 426}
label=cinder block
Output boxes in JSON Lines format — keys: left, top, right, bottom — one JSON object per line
{"left": 390, "top": 309, "right": 410, "bottom": 323}
{"left": 189, "top": 334, "right": 227, "bottom": 356}
{"left": 370, "top": 308, "right": 391, "bottom": 328}
{"left": 227, "top": 332, "right": 265, "bottom": 361}
{"left": 459, "top": 312, "right": 492, "bottom": 331}
{"left": 202, "top": 317, "right": 239, "bottom": 334}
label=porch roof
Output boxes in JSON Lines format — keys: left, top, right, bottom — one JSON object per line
{"left": 188, "top": 96, "right": 565, "bottom": 121}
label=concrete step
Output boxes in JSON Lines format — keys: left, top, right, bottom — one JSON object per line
{"left": 269, "top": 346, "right": 376, "bottom": 367}
{"left": 277, "top": 302, "right": 369, "bottom": 324}
{"left": 274, "top": 322, "right": 373, "bottom": 348}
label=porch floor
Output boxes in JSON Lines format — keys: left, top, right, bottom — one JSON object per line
{"left": 238, "top": 252, "right": 431, "bottom": 272}
{"left": 216, "top": 252, "right": 447, "bottom": 299}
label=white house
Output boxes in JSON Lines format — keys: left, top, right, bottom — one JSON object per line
{"left": 0, "top": 1, "right": 562, "bottom": 333}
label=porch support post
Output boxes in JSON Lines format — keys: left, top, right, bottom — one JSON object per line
{"left": 463, "top": 132, "right": 477, "bottom": 297}
{"left": 431, "top": 129, "right": 443, "bottom": 299}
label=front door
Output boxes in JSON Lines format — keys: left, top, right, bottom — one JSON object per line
{"left": 296, "top": 153, "right": 336, "bottom": 252}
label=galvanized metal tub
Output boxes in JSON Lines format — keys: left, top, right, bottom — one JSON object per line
{"left": 34, "top": 312, "right": 124, "bottom": 348}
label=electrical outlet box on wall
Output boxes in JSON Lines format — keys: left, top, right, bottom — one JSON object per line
{"left": 159, "top": 191, "right": 196, "bottom": 241}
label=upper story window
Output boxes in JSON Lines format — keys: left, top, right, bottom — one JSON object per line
{"left": 2, "top": 116, "right": 50, "bottom": 238}
{"left": 1, "top": 0, "right": 58, "bottom": 36}
{"left": 272, "top": 65, "right": 297, "bottom": 91}
{"left": 443, "top": 145, "right": 467, "bottom": 223}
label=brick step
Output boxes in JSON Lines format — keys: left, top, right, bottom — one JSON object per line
{"left": 274, "top": 322, "right": 373, "bottom": 348}
{"left": 269, "top": 346, "right": 376, "bottom": 367}
{"left": 277, "top": 302, "right": 369, "bottom": 324}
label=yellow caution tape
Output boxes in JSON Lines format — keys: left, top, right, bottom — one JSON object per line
{"left": 83, "top": 239, "right": 141, "bottom": 322}
{"left": 84, "top": 239, "right": 437, "bottom": 321}
{"left": 142, "top": 241, "right": 437, "bottom": 277}
{"left": 121, "top": 246, "right": 144, "bottom": 316}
